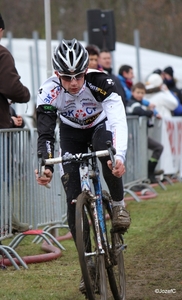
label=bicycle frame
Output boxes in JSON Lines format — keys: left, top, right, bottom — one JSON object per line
{"left": 38, "top": 142, "right": 115, "bottom": 257}
{"left": 79, "top": 154, "right": 107, "bottom": 254}
{"left": 38, "top": 141, "right": 126, "bottom": 299}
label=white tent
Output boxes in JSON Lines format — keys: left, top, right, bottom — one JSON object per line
{"left": 1, "top": 37, "right": 182, "bottom": 118}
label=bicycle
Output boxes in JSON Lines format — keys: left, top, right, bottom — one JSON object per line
{"left": 38, "top": 140, "right": 127, "bottom": 300}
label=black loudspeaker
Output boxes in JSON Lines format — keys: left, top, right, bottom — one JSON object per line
{"left": 87, "top": 9, "right": 116, "bottom": 51}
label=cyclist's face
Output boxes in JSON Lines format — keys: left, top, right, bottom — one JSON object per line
{"left": 56, "top": 71, "right": 86, "bottom": 95}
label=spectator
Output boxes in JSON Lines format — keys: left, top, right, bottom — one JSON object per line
{"left": 152, "top": 68, "right": 164, "bottom": 79}
{"left": 126, "top": 82, "right": 164, "bottom": 183}
{"left": 9, "top": 105, "right": 28, "bottom": 232}
{"left": 0, "top": 13, "right": 30, "bottom": 128}
{"left": 0, "top": 13, "right": 30, "bottom": 232}
{"left": 99, "top": 49, "right": 126, "bottom": 106}
{"left": 9, "top": 103, "right": 25, "bottom": 128}
{"left": 85, "top": 44, "right": 103, "bottom": 71}
{"left": 163, "top": 66, "right": 182, "bottom": 116}
{"left": 145, "top": 74, "right": 178, "bottom": 117}
{"left": 118, "top": 65, "right": 134, "bottom": 101}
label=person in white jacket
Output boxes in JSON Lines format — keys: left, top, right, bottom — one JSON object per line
{"left": 144, "top": 73, "right": 178, "bottom": 118}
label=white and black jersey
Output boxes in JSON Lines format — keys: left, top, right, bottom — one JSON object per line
{"left": 37, "top": 69, "right": 128, "bottom": 166}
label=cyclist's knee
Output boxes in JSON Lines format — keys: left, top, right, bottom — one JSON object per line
{"left": 61, "top": 172, "right": 70, "bottom": 191}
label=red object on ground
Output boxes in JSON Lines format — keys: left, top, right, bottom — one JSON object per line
{"left": 1, "top": 231, "right": 72, "bottom": 266}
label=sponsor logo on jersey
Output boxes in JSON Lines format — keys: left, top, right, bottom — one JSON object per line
{"left": 107, "top": 78, "right": 114, "bottom": 85}
{"left": 87, "top": 82, "right": 107, "bottom": 96}
{"left": 46, "top": 140, "right": 52, "bottom": 158}
{"left": 112, "top": 129, "right": 116, "bottom": 149}
{"left": 81, "top": 101, "right": 97, "bottom": 108}
{"left": 61, "top": 112, "right": 101, "bottom": 126}
{"left": 64, "top": 103, "right": 76, "bottom": 110}
{"left": 75, "top": 109, "right": 87, "bottom": 118}
{"left": 65, "top": 99, "right": 75, "bottom": 105}
{"left": 43, "top": 105, "right": 56, "bottom": 111}
{"left": 80, "top": 98, "right": 97, "bottom": 106}
{"left": 43, "top": 85, "right": 61, "bottom": 104}
{"left": 61, "top": 107, "right": 97, "bottom": 119}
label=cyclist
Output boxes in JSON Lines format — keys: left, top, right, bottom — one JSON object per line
{"left": 35, "top": 38, "right": 130, "bottom": 243}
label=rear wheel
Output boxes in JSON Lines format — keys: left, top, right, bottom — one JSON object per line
{"left": 102, "top": 190, "right": 126, "bottom": 300}
{"left": 76, "top": 191, "right": 108, "bottom": 300}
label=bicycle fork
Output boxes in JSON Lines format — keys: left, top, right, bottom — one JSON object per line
{"left": 91, "top": 168, "right": 112, "bottom": 267}
{"left": 79, "top": 163, "right": 104, "bottom": 255}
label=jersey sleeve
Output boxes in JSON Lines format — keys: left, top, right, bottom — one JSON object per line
{"left": 86, "top": 71, "right": 118, "bottom": 102}
{"left": 102, "top": 92, "right": 128, "bottom": 163}
{"left": 36, "top": 103, "right": 58, "bottom": 173}
{"left": 86, "top": 72, "right": 128, "bottom": 162}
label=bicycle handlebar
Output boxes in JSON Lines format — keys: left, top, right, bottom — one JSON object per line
{"left": 44, "top": 149, "right": 110, "bottom": 165}
{"left": 37, "top": 140, "right": 116, "bottom": 178}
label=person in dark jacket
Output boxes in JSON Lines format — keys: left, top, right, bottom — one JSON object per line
{"left": 99, "top": 49, "right": 126, "bottom": 107}
{"left": 0, "top": 13, "right": 30, "bottom": 129}
{"left": 9, "top": 104, "right": 25, "bottom": 128}
{"left": 0, "top": 13, "right": 30, "bottom": 232}
{"left": 163, "top": 66, "right": 182, "bottom": 116}
{"left": 118, "top": 64, "right": 134, "bottom": 102}
{"left": 126, "top": 82, "right": 164, "bottom": 183}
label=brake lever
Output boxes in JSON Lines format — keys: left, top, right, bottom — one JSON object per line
{"left": 106, "top": 140, "right": 116, "bottom": 169}
{"left": 37, "top": 151, "right": 44, "bottom": 178}
{"left": 37, "top": 151, "right": 50, "bottom": 188}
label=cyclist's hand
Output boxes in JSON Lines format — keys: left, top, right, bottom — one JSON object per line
{"left": 35, "top": 169, "right": 53, "bottom": 186}
{"left": 107, "top": 159, "right": 126, "bottom": 178}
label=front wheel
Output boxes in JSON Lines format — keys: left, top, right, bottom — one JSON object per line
{"left": 76, "top": 191, "right": 108, "bottom": 300}
{"left": 102, "top": 190, "right": 126, "bottom": 300}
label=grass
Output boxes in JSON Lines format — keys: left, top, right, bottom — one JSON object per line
{"left": 1, "top": 182, "right": 182, "bottom": 299}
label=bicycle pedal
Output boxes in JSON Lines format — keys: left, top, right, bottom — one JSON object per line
{"left": 122, "top": 244, "right": 127, "bottom": 250}
{"left": 112, "top": 227, "right": 128, "bottom": 234}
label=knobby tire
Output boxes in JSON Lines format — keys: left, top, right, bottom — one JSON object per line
{"left": 76, "top": 191, "right": 108, "bottom": 300}
{"left": 102, "top": 190, "right": 126, "bottom": 300}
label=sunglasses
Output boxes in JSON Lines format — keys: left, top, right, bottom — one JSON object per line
{"left": 58, "top": 71, "right": 85, "bottom": 82}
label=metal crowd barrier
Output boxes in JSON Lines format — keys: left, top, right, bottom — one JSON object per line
{"left": 0, "top": 116, "right": 148, "bottom": 243}
{"left": 0, "top": 128, "right": 67, "bottom": 244}
{"left": 0, "top": 129, "right": 32, "bottom": 241}
{"left": 27, "top": 127, "right": 67, "bottom": 230}
{"left": 123, "top": 116, "right": 148, "bottom": 186}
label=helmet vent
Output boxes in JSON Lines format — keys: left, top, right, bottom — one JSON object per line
{"left": 52, "top": 39, "right": 89, "bottom": 74}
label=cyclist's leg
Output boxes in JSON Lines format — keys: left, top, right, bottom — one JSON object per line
{"left": 92, "top": 121, "right": 131, "bottom": 232}
{"left": 60, "top": 123, "right": 93, "bottom": 243}
{"left": 92, "top": 122, "right": 127, "bottom": 299}
{"left": 91, "top": 120, "right": 124, "bottom": 201}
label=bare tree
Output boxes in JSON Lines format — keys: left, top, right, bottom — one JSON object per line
{"left": 1, "top": 0, "right": 182, "bottom": 56}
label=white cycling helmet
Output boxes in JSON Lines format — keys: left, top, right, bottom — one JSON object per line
{"left": 52, "top": 39, "right": 89, "bottom": 74}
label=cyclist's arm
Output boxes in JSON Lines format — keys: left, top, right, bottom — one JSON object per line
{"left": 86, "top": 72, "right": 128, "bottom": 163}
{"left": 107, "top": 159, "right": 125, "bottom": 178}
{"left": 36, "top": 104, "right": 57, "bottom": 173}
{"left": 35, "top": 168, "right": 53, "bottom": 185}
{"left": 102, "top": 92, "right": 128, "bottom": 163}
{"left": 36, "top": 78, "right": 58, "bottom": 173}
